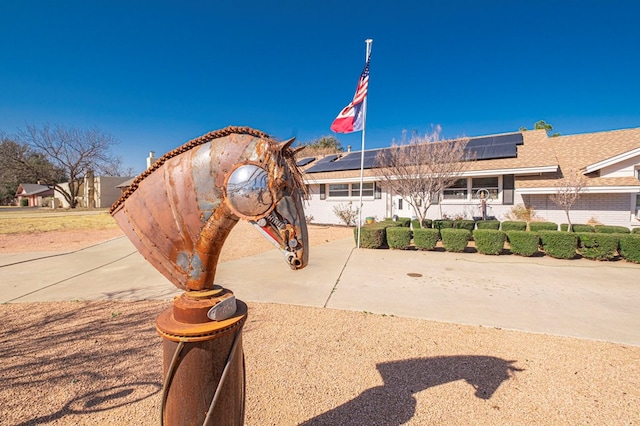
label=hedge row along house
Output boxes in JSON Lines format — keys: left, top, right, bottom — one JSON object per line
{"left": 300, "top": 127, "right": 640, "bottom": 231}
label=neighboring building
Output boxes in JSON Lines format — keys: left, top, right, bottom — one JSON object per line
{"left": 15, "top": 183, "right": 55, "bottom": 207}
{"left": 301, "top": 127, "right": 640, "bottom": 230}
{"left": 53, "top": 175, "right": 133, "bottom": 208}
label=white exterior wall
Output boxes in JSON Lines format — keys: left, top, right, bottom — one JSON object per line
{"left": 525, "top": 193, "right": 639, "bottom": 228}
{"left": 304, "top": 175, "right": 638, "bottom": 229}
{"left": 53, "top": 182, "right": 74, "bottom": 208}
{"left": 304, "top": 183, "right": 388, "bottom": 225}
{"left": 600, "top": 155, "right": 640, "bottom": 178}
{"left": 304, "top": 178, "right": 520, "bottom": 225}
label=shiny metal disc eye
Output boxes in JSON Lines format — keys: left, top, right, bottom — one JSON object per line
{"left": 226, "top": 164, "right": 273, "bottom": 217}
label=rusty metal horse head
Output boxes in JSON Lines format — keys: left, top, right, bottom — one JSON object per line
{"left": 110, "top": 126, "right": 308, "bottom": 291}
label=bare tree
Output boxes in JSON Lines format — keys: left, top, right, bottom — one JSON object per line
{"left": 17, "top": 124, "right": 124, "bottom": 208}
{"left": 376, "top": 127, "right": 471, "bottom": 227}
{"left": 549, "top": 168, "right": 586, "bottom": 232}
{"left": 0, "top": 135, "right": 66, "bottom": 205}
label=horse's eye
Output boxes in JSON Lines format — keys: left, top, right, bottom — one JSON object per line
{"left": 226, "top": 164, "right": 273, "bottom": 217}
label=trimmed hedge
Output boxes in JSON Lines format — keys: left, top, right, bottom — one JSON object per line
{"left": 529, "top": 222, "right": 558, "bottom": 232}
{"left": 501, "top": 221, "right": 527, "bottom": 231}
{"left": 473, "top": 229, "right": 506, "bottom": 255}
{"left": 413, "top": 228, "right": 440, "bottom": 250}
{"left": 594, "top": 225, "right": 630, "bottom": 234}
{"left": 476, "top": 220, "right": 500, "bottom": 230}
{"left": 440, "top": 228, "right": 470, "bottom": 252}
{"left": 433, "top": 219, "right": 454, "bottom": 230}
{"left": 577, "top": 233, "right": 620, "bottom": 261}
{"left": 539, "top": 231, "right": 578, "bottom": 259}
{"left": 454, "top": 220, "right": 476, "bottom": 231}
{"left": 386, "top": 227, "right": 412, "bottom": 249}
{"left": 354, "top": 225, "right": 387, "bottom": 249}
{"left": 506, "top": 231, "right": 540, "bottom": 257}
{"left": 619, "top": 234, "right": 640, "bottom": 263}
{"left": 560, "top": 224, "right": 594, "bottom": 232}
{"left": 411, "top": 218, "right": 433, "bottom": 229}
{"left": 632, "top": 228, "right": 640, "bottom": 235}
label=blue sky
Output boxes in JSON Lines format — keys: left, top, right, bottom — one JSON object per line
{"left": 1, "top": 1, "right": 639, "bottom": 173}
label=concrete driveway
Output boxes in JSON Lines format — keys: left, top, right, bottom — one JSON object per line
{"left": 1, "top": 236, "right": 639, "bottom": 345}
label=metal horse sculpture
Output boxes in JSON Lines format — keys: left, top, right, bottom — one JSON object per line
{"left": 110, "top": 126, "right": 308, "bottom": 425}
{"left": 110, "top": 126, "right": 308, "bottom": 291}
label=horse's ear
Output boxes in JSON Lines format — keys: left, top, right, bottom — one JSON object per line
{"left": 278, "top": 137, "right": 296, "bottom": 152}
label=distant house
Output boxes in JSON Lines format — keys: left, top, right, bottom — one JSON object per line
{"left": 53, "top": 175, "right": 133, "bottom": 209}
{"left": 301, "top": 127, "right": 640, "bottom": 230}
{"left": 15, "top": 183, "right": 54, "bottom": 207}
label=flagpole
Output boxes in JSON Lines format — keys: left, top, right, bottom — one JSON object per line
{"left": 357, "top": 38, "right": 373, "bottom": 249}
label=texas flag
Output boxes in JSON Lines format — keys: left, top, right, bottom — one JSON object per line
{"left": 330, "top": 55, "right": 370, "bottom": 133}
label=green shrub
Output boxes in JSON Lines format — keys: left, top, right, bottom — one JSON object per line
{"left": 20, "top": 198, "right": 29, "bottom": 207}
{"left": 539, "top": 231, "right": 578, "bottom": 259}
{"left": 632, "top": 228, "right": 640, "bottom": 235}
{"left": 560, "top": 224, "right": 594, "bottom": 232}
{"left": 454, "top": 220, "right": 476, "bottom": 231}
{"left": 433, "top": 219, "right": 453, "bottom": 230}
{"left": 476, "top": 220, "right": 500, "bottom": 230}
{"left": 380, "top": 219, "right": 406, "bottom": 228}
{"left": 386, "top": 227, "right": 412, "bottom": 249}
{"left": 473, "top": 229, "right": 506, "bottom": 255}
{"left": 506, "top": 231, "right": 540, "bottom": 257}
{"left": 529, "top": 222, "right": 558, "bottom": 232}
{"left": 594, "top": 225, "right": 630, "bottom": 234}
{"left": 398, "top": 217, "right": 411, "bottom": 227}
{"left": 619, "top": 234, "right": 640, "bottom": 263}
{"left": 577, "top": 233, "right": 620, "bottom": 260}
{"left": 440, "top": 228, "right": 470, "bottom": 252}
{"left": 413, "top": 228, "right": 440, "bottom": 250}
{"left": 355, "top": 225, "right": 387, "bottom": 249}
{"left": 411, "top": 218, "right": 432, "bottom": 229}
{"left": 501, "top": 221, "right": 527, "bottom": 231}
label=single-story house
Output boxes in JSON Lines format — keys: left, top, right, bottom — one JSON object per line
{"left": 300, "top": 127, "right": 640, "bottom": 230}
{"left": 15, "top": 183, "right": 55, "bottom": 207}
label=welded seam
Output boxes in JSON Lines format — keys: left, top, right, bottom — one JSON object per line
{"left": 323, "top": 246, "right": 355, "bottom": 308}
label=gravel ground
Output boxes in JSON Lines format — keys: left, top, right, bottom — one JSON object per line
{"left": 1, "top": 223, "right": 639, "bottom": 425}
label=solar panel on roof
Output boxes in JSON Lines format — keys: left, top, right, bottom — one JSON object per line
{"left": 296, "top": 157, "right": 316, "bottom": 167}
{"left": 304, "top": 133, "right": 522, "bottom": 173}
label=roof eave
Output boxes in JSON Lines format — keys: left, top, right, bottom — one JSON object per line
{"left": 583, "top": 147, "right": 640, "bottom": 174}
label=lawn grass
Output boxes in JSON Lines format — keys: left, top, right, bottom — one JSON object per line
{"left": 0, "top": 210, "right": 118, "bottom": 234}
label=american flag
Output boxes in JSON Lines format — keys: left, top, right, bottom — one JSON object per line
{"left": 351, "top": 57, "right": 370, "bottom": 105}
{"left": 330, "top": 53, "right": 372, "bottom": 134}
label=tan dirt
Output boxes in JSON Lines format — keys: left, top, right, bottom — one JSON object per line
{"left": 1, "top": 223, "right": 639, "bottom": 425}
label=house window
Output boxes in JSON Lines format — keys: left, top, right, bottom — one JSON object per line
{"left": 351, "top": 182, "right": 374, "bottom": 197}
{"left": 442, "top": 178, "right": 468, "bottom": 200}
{"left": 319, "top": 184, "right": 326, "bottom": 200}
{"left": 328, "top": 184, "right": 349, "bottom": 197}
{"left": 374, "top": 183, "right": 382, "bottom": 199}
{"left": 398, "top": 199, "right": 403, "bottom": 210}
{"left": 502, "top": 174, "right": 515, "bottom": 205}
{"left": 472, "top": 177, "right": 499, "bottom": 199}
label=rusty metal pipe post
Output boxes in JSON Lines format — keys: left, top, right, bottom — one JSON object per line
{"left": 157, "top": 289, "right": 247, "bottom": 425}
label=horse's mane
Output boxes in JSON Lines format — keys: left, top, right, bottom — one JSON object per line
{"left": 110, "top": 126, "right": 306, "bottom": 213}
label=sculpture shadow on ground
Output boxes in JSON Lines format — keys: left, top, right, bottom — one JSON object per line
{"left": 300, "top": 355, "right": 523, "bottom": 426}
